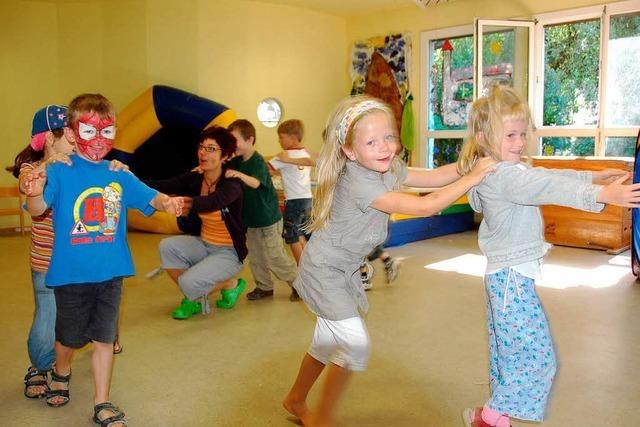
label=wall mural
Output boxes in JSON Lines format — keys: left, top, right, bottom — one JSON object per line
{"left": 350, "top": 33, "right": 410, "bottom": 99}
{"left": 350, "top": 33, "right": 413, "bottom": 159}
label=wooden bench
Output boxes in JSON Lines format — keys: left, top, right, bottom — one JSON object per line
{"left": 0, "top": 185, "right": 25, "bottom": 235}
{"left": 531, "top": 157, "right": 633, "bottom": 254}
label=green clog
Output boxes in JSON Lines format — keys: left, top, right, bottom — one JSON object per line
{"left": 215, "top": 278, "right": 247, "bottom": 309}
{"left": 171, "top": 298, "right": 202, "bottom": 319}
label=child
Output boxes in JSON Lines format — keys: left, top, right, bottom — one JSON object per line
{"left": 24, "top": 93, "right": 183, "bottom": 427}
{"left": 456, "top": 85, "right": 640, "bottom": 427}
{"left": 269, "top": 119, "right": 313, "bottom": 264}
{"left": 13, "top": 105, "right": 127, "bottom": 399}
{"left": 227, "top": 119, "right": 299, "bottom": 302}
{"left": 12, "top": 105, "right": 73, "bottom": 399}
{"left": 282, "top": 95, "right": 495, "bottom": 427}
{"left": 359, "top": 244, "right": 400, "bottom": 290}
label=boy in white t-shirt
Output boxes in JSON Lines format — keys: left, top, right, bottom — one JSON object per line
{"left": 269, "top": 119, "right": 313, "bottom": 264}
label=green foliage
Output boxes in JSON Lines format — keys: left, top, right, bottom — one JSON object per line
{"left": 542, "top": 137, "right": 594, "bottom": 156}
{"left": 610, "top": 13, "right": 640, "bottom": 39}
{"left": 543, "top": 20, "right": 601, "bottom": 126}
{"left": 428, "top": 14, "right": 640, "bottom": 162}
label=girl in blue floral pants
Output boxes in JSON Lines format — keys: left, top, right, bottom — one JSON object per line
{"left": 485, "top": 268, "right": 556, "bottom": 422}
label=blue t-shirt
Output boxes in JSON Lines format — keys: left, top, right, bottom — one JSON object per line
{"left": 43, "top": 154, "right": 158, "bottom": 286}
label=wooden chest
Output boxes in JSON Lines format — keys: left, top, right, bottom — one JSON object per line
{"left": 530, "top": 157, "right": 633, "bottom": 253}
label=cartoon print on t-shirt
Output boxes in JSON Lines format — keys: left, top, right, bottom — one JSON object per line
{"left": 71, "top": 182, "right": 122, "bottom": 239}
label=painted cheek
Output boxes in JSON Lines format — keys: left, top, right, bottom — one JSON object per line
{"left": 76, "top": 138, "right": 114, "bottom": 161}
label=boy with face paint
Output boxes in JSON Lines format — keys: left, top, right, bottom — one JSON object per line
{"left": 24, "top": 94, "right": 184, "bottom": 426}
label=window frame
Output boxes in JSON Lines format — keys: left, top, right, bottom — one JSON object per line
{"left": 419, "top": 0, "right": 640, "bottom": 167}
{"left": 420, "top": 24, "right": 473, "bottom": 168}
{"left": 533, "top": 0, "right": 640, "bottom": 157}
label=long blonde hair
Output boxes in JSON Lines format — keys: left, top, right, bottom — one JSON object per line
{"left": 457, "top": 85, "right": 533, "bottom": 175}
{"left": 307, "top": 95, "right": 396, "bottom": 232}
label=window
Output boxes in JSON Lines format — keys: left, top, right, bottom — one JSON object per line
{"left": 422, "top": 26, "right": 473, "bottom": 168}
{"left": 421, "top": 22, "right": 533, "bottom": 168}
{"left": 419, "top": 1, "right": 640, "bottom": 167}
{"left": 534, "top": 1, "right": 640, "bottom": 157}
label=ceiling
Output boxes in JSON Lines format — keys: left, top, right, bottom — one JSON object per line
{"left": 251, "top": 0, "right": 452, "bottom": 16}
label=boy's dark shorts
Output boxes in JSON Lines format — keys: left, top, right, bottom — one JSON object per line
{"left": 53, "top": 277, "right": 123, "bottom": 348}
{"left": 282, "top": 198, "right": 312, "bottom": 244}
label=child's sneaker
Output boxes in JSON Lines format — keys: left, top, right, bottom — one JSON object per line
{"left": 462, "top": 408, "right": 489, "bottom": 427}
{"left": 361, "top": 261, "right": 373, "bottom": 291}
{"left": 462, "top": 407, "right": 511, "bottom": 427}
{"left": 384, "top": 257, "right": 401, "bottom": 284}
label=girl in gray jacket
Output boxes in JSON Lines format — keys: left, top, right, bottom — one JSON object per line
{"left": 457, "top": 85, "right": 640, "bottom": 427}
{"left": 282, "top": 95, "right": 495, "bottom": 427}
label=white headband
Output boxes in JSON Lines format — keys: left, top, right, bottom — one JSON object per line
{"left": 336, "top": 99, "right": 387, "bottom": 145}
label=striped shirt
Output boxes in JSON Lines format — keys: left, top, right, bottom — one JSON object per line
{"left": 20, "top": 162, "right": 54, "bottom": 272}
{"left": 199, "top": 209, "right": 233, "bottom": 246}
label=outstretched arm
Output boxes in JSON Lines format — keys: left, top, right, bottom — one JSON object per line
{"left": 225, "top": 169, "right": 260, "bottom": 189}
{"left": 150, "top": 193, "right": 186, "bottom": 216}
{"left": 597, "top": 175, "right": 640, "bottom": 207}
{"left": 592, "top": 169, "right": 630, "bottom": 185}
{"left": 275, "top": 151, "right": 317, "bottom": 167}
{"left": 24, "top": 170, "right": 48, "bottom": 216}
{"left": 403, "top": 163, "right": 461, "bottom": 188}
{"left": 19, "top": 154, "right": 72, "bottom": 193}
{"left": 372, "top": 157, "right": 495, "bottom": 216}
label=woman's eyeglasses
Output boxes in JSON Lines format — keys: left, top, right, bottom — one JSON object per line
{"left": 198, "top": 144, "right": 220, "bottom": 153}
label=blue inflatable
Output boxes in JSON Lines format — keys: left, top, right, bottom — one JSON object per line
{"left": 632, "top": 129, "right": 640, "bottom": 277}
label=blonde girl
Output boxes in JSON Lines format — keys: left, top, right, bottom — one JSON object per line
{"left": 283, "top": 95, "right": 495, "bottom": 427}
{"left": 457, "top": 85, "right": 640, "bottom": 427}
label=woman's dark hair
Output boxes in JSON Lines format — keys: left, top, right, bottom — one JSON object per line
{"left": 198, "top": 126, "right": 237, "bottom": 159}
{"left": 6, "top": 128, "right": 65, "bottom": 178}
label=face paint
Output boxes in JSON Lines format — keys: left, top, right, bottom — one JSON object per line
{"left": 73, "top": 113, "right": 116, "bottom": 161}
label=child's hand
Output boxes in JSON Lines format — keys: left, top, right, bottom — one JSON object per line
{"left": 593, "top": 168, "right": 630, "bottom": 185}
{"left": 45, "top": 153, "right": 72, "bottom": 167}
{"left": 191, "top": 165, "right": 203, "bottom": 173}
{"left": 597, "top": 175, "right": 640, "bottom": 207}
{"left": 181, "top": 197, "right": 193, "bottom": 215}
{"left": 225, "top": 169, "right": 239, "bottom": 179}
{"left": 467, "top": 157, "right": 497, "bottom": 184}
{"left": 108, "top": 160, "right": 130, "bottom": 172}
{"left": 23, "top": 170, "right": 47, "bottom": 197}
{"left": 163, "top": 196, "right": 185, "bottom": 216}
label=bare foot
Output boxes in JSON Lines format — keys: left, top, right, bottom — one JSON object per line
{"left": 283, "top": 395, "right": 313, "bottom": 426}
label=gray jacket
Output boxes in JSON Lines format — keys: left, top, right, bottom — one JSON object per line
{"left": 468, "top": 162, "right": 604, "bottom": 271}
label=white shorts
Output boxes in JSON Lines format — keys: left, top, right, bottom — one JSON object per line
{"left": 308, "top": 316, "right": 370, "bottom": 372}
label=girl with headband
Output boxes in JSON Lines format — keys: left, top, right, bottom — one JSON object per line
{"left": 282, "top": 95, "right": 496, "bottom": 426}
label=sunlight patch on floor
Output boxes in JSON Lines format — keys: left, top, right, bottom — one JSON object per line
{"left": 424, "top": 253, "right": 633, "bottom": 289}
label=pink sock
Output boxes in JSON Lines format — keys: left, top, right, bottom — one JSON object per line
{"left": 482, "top": 406, "right": 510, "bottom": 427}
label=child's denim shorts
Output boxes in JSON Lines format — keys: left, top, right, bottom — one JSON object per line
{"left": 283, "top": 198, "right": 312, "bottom": 244}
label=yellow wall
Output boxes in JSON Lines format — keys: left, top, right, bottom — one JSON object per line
{"left": 0, "top": 0, "right": 624, "bottom": 231}
{"left": 1, "top": 0, "right": 347, "bottom": 189}
{"left": 1, "top": 1, "right": 62, "bottom": 181}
